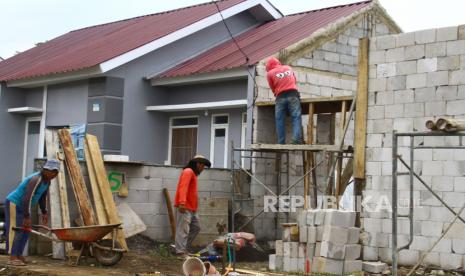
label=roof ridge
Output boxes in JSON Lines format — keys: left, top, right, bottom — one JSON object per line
{"left": 70, "top": 0, "right": 232, "bottom": 33}
{"left": 285, "top": 0, "right": 372, "bottom": 17}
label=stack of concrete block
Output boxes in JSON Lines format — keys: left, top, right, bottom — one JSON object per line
{"left": 269, "top": 209, "right": 362, "bottom": 274}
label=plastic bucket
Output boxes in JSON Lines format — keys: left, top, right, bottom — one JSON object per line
{"left": 182, "top": 257, "right": 206, "bottom": 276}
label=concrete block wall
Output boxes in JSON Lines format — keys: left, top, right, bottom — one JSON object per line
{"left": 250, "top": 16, "right": 396, "bottom": 240}
{"left": 365, "top": 25, "right": 465, "bottom": 268}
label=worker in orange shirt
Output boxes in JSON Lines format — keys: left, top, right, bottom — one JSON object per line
{"left": 173, "top": 155, "right": 211, "bottom": 258}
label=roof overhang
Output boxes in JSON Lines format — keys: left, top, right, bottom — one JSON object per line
{"left": 99, "top": 0, "right": 282, "bottom": 74}
{"left": 146, "top": 99, "right": 247, "bottom": 112}
{"left": 150, "top": 67, "right": 248, "bottom": 86}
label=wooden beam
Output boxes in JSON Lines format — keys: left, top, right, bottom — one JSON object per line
{"left": 354, "top": 37, "right": 369, "bottom": 180}
{"left": 337, "top": 158, "right": 354, "bottom": 197}
{"left": 336, "top": 101, "right": 347, "bottom": 204}
{"left": 163, "top": 188, "right": 176, "bottom": 241}
{"left": 307, "top": 103, "right": 318, "bottom": 209}
{"left": 85, "top": 134, "right": 128, "bottom": 250}
{"left": 250, "top": 143, "right": 351, "bottom": 152}
{"left": 58, "top": 129, "right": 97, "bottom": 226}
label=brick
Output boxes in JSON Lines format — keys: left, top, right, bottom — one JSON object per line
{"left": 426, "top": 42, "right": 446, "bottom": 58}
{"left": 307, "top": 226, "right": 317, "bottom": 243}
{"left": 363, "top": 261, "right": 387, "bottom": 273}
{"left": 405, "top": 45, "right": 425, "bottom": 60}
{"left": 421, "top": 220, "right": 443, "bottom": 237}
{"left": 447, "top": 40, "right": 465, "bottom": 55}
{"left": 440, "top": 253, "right": 463, "bottom": 269}
{"left": 427, "top": 71, "right": 448, "bottom": 87}
{"left": 386, "top": 47, "right": 405, "bottom": 62}
{"left": 376, "top": 35, "right": 396, "bottom": 50}
{"left": 322, "top": 225, "right": 349, "bottom": 244}
{"left": 387, "top": 76, "right": 406, "bottom": 91}
{"left": 396, "top": 32, "right": 415, "bottom": 47}
{"left": 324, "top": 209, "right": 356, "bottom": 227}
{"left": 406, "top": 73, "right": 427, "bottom": 89}
{"left": 438, "top": 56, "right": 460, "bottom": 70}
{"left": 396, "top": 60, "right": 417, "bottom": 75}
{"left": 415, "top": 29, "right": 436, "bottom": 44}
{"left": 417, "top": 58, "right": 437, "bottom": 73}
{"left": 437, "top": 26, "right": 458, "bottom": 41}
{"left": 377, "top": 63, "right": 396, "bottom": 77}
{"left": 276, "top": 240, "right": 283, "bottom": 256}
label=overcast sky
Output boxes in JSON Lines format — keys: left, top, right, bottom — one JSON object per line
{"left": 1, "top": 0, "right": 465, "bottom": 59}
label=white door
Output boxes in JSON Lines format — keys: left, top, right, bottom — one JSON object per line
{"left": 210, "top": 115, "right": 229, "bottom": 168}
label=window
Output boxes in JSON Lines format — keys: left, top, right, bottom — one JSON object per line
{"left": 210, "top": 114, "right": 229, "bottom": 168}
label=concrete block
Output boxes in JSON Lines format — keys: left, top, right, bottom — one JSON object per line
{"left": 315, "top": 242, "right": 321, "bottom": 257}
{"left": 324, "top": 209, "right": 356, "bottom": 227}
{"left": 363, "top": 261, "right": 387, "bottom": 273}
{"left": 405, "top": 45, "right": 425, "bottom": 60}
{"left": 306, "top": 243, "right": 315, "bottom": 259}
{"left": 312, "top": 257, "right": 362, "bottom": 274}
{"left": 415, "top": 87, "right": 437, "bottom": 102}
{"left": 396, "top": 32, "right": 415, "bottom": 47}
{"left": 404, "top": 103, "right": 424, "bottom": 117}
{"left": 376, "top": 35, "right": 396, "bottom": 50}
{"left": 377, "top": 63, "right": 396, "bottom": 77}
{"left": 444, "top": 223, "right": 465, "bottom": 239}
{"left": 269, "top": 254, "right": 276, "bottom": 270}
{"left": 385, "top": 104, "right": 404, "bottom": 119}
{"left": 370, "top": 50, "right": 386, "bottom": 64}
{"left": 443, "top": 161, "right": 465, "bottom": 176}
{"left": 452, "top": 239, "right": 465, "bottom": 254}
{"left": 427, "top": 71, "right": 448, "bottom": 87}
{"left": 316, "top": 226, "right": 324, "bottom": 242}
{"left": 314, "top": 210, "right": 325, "bottom": 225}
{"left": 435, "top": 238, "right": 452, "bottom": 253}
{"left": 368, "top": 232, "right": 389, "bottom": 248}
{"left": 406, "top": 73, "right": 427, "bottom": 89}
{"left": 363, "top": 246, "right": 379, "bottom": 261}
{"left": 320, "top": 241, "right": 345, "bottom": 259}
{"left": 431, "top": 176, "right": 454, "bottom": 191}
{"left": 438, "top": 56, "right": 460, "bottom": 70}
{"left": 306, "top": 210, "right": 315, "bottom": 225}
{"left": 378, "top": 247, "right": 392, "bottom": 263}
{"left": 426, "top": 42, "right": 446, "bottom": 58}
{"left": 322, "top": 225, "right": 349, "bottom": 244}
{"left": 421, "top": 190, "right": 443, "bottom": 206}
{"left": 447, "top": 40, "right": 465, "bottom": 55}
{"left": 415, "top": 29, "right": 436, "bottom": 44}
{"left": 447, "top": 99, "right": 465, "bottom": 115}
{"left": 425, "top": 101, "right": 446, "bottom": 116}
{"left": 297, "top": 257, "right": 306, "bottom": 273}
{"left": 299, "top": 226, "right": 307, "bottom": 242}
{"left": 387, "top": 76, "right": 406, "bottom": 91}
{"left": 454, "top": 177, "right": 465, "bottom": 192}
{"left": 440, "top": 253, "right": 463, "bottom": 269}
{"left": 437, "top": 26, "right": 458, "bottom": 42}
{"left": 369, "top": 78, "right": 387, "bottom": 92}
{"left": 325, "top": 51, "right": 339, "bottom": 63}
{"left": 443, "top": 191, "right": 465, "bottom": 207}
{"left": 459, "top": 25, "right": 465, "bottom": 39}
{"left": 290, "top": 242, "right": 299, "bottom": 258}
{"left": 283, "top": 242, "right": 291, "bottom": 256}
{"left": 368, "top": 106, "right": 385, "bottom": 120}
{"left": 386, "top": 47, "right": 405, "bottom": 63}
{"left": 307, "top": 226, "right": 317, "bottom": 243}
{"left": 430, "top": 206, "right": 455, "bottom": 222}
{"left": 298, "top": 243, "right": 306, "bottom": 258}
{"left": 450, "top": 70, "right": 465, "bottom": 85}
{"left": 275, "top": 240, "right": 283, "bottom": 256}
{"left": 398, "top": 250, "right": 420, "bottom": 266}
{"left": 274, "top": 255, "right": 283, "bottom": 271}
{"left": 345, "top": 244, "right": 361, "bottom": 260}
{"left": 283, "top": 256, "right": 291, "bottom": 272}
{"left": 417, "top": 58, "right": 437, "bottom": 73}
{"left": 396, "top": 61, "right": 417, "bottom": 75}
{"left": 421, "top": 220, "right": 443, "bottom": 237}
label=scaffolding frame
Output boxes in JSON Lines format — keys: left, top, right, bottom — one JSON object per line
{"left": 391, "top": 130, "right": 465, "bottom": 276}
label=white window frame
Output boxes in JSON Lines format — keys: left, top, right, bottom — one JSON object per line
{"left": 22, "top": 116, "right": 42, "bottom": 179}
{"left": 167, "top": 115, "right": 199, "bottom": 165}
{"left": 210, "top": 114, "right": 229, "bottom": 168}
{"left": 241, "top": 112, "right": 247, "bottom": 167}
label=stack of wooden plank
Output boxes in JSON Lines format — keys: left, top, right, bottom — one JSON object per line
{"left": 45, "top": 129, "right": 128, "bottom": 259}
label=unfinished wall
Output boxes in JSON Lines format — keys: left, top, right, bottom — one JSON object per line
{"left": 364, "top": 25, "right": 465, "bottom": 268}
{"left": 249, "top": 16, "right": 396, "bottom": 240}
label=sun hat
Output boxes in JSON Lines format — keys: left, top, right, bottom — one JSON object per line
{"left": 191, "top": 155, "right": 211, "bottom": 168}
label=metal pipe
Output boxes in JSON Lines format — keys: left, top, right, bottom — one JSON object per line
{"left": 395, "top": 131, "right": 465, "bottom": 137}
{"left": 397, "top": 156, "right": 465, "bottom": 224}
{"left": 399, "top": 136, "right": 415, "bottom": 251}
{"left": 392, "top": 131, "right": 398, "bottom": 276}
{"left": 413, "top": 146, "right": 465, "bottom": 149}
{"left": 234, "top": 161, "right": 277, "bottom": 197}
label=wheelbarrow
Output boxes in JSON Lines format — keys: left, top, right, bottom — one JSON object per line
{"left": 13, "top": 223, "right": 126, "bottom": 266}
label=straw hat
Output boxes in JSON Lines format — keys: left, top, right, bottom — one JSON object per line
{"left": 191, "top": 154, "right": 211, "bottom": 168}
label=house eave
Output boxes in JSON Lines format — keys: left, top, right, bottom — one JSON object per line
{"left": 150, "top": 67, "right": 248, "bottom": 86}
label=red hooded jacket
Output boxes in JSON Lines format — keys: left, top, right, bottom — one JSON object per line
{"left": 266, "top": 57, "right": 298, "bottom": 97}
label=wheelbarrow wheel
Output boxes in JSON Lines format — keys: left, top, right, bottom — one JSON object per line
{"left": 93, "top": 240, "right": 123, "bottom": 266}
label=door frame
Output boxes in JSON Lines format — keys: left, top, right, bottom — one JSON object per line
{"left": 22, "top": 116, "right": 42, "bottom": 179}
{"left": 167, "top": 115, "right": 199, "bottom": 165}
{"left": 210, "top": 114, "right": 229, "bottom": 168}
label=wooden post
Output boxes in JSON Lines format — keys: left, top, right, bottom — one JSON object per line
{"left": 163, "top": 188, "right": 176, "bottom": 241}
{"left": 307, "top": 103, "right": 318, "bottom": 209}
{"left": 354, "top": 37, "right": 369, "bottom": 226}
{"left": 84, "top": 142, "right": 108, "bottom": 225}
{"left": 354, "top": 37, "right": 369, "bottom": 180}
{"left": 58, "top": 129, "right": 97, "bottom": 226}
{"left": 336, "top": 101, "right": 347, "bottom": 206}
{"left": 85, "top": 135, "right": 128, "bottom": 250}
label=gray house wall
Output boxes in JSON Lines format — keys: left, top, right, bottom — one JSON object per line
{"left": 0, "top": 84, "right": 28, "bottom": 199}
{"left": 106, "top": 11, "right": 260, "bottom": 163}
{"left": 46, "top": 80, "right": 88, "bottom": 127}
{"left": 25, "top": 87, "right": 43, "bottom": 108}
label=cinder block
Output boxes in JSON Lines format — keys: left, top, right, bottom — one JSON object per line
{"left": 363, "top": 246, "right": 379, "bottom": 261}
{"left": 269, "top": 254, "right": 276, "bottom": 270}
{"left": 424, "top": 252, "right": 440, "bottom": 266}
{"left": 396, "top": 61, "right": 417, "bottom": 75}
{"left": 427, "top": 71, "right": 448, "bottom": 87}
{"left": 404, "top": 102, "right": 424, "bottom": 117}
{"left": 438, "top": 56, "right": 460, "bottom": 70}
{"left": 415, "top": 29, "right": 436, "bottom": 44}
{"left": 406, "top": 73, "right": 427, "bottom": 89}
{"left": 315, "top": 242, "right": 321, "bottom": 257}
{"left": 316, "top": 226, "right": 324, "bottom": 242}
{"left": 376, "top": 35, "right": 396, "bottom": 50}
{"left": 290, "top": 242, "right": 299, "bottom": 258}
{"left": 363, "top": 261, "right": 388, "bottom": 273}
{"left": 377, "top": 63, "right": 396, "bottom": 77}
{"left": 283, "top": 242, "right": 291, "bottom": 257}
{"left": 421, "top": 221, "right": 443, "bottom": 237}
{"left": 320, "top": 241, "right": 345, "bottom": 259}
{"left": 450, "top": 70, "right": 465, "bottom": 85}
{"left": 396, "top": 32, "right": 415, "bottom": 47}
{"left": 417, "top": 58, "right": 437, "bottom": 73}
{"left": 440, "top": 253, "right": 463, "bottom": 269}
{"left": 283, "top": 256, "right": 291, "bottom": 272}
{"left": 298, "top": 243, "right": 306, "bottom": 258}
{"left": 299, "top": 226, "right": 308, "bottom": 242}
{"left": 324, "top": 209, "right": 356, "bottom": 227}
{"left": 405, "top": 45, "right": 425, "bottom": 60}
{"left": 275, "top": 240, "right": 283, "bottom": 256}
{"left": 298, "top": 257, "right": 306, "bottom": 273}
{"left": 425, "top": 42, "right": 446, "bottom": 58}
{"left": 369, "top": 50, "right": 386, "bottom": 64}
{"left": 437, "top": 26, "right": 458, "bottom": 42}
{"left": 398, "top": 250, "right": 420, "bottom": 266}
{"left": 453, "top": 239, "right": 465, "bottom": 254}
{"left": 322, "top": 225, "right": 349, "bottom": 244}
{"left": 312, "top": 257, "right": 362, "bottom": 274}
{"left": 307, "top": 226, "right": 317, "bottom": 243}
{"left": 289, "top": 257, "right": 298, "bottom": 272}
{"left": 386, "top": 48, "right": 405, "bottom": 63}
{"left": 447, "top": 40, "right": 465, "bottom": 55}
{"left": 297, "top": 209, "right": 307, "bottom": 226}
{"left": 314, "top": 210, "right": 326, "bottom": 225}
{"left": 347, "top": 227, "right": 361, "bottom": 244}
{"left": 306, "top": 243, "right": 316, "bottom": 259}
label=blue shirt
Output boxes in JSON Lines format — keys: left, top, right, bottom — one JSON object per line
{"left": 7, "top": 172, "right": 49, "bottom": 208}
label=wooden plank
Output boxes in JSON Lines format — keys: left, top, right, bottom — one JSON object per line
{"left": 163, "top": 188, "right": 176, "bottom": 241}
{"left": 354, "top": 37, "right": 369, "bottom": 180}
{"left": 307, "top": 103, "right": 318, "bottom": 209}
{"left": 85, "top": 134, "right": 128, "bottom": 250}
{"left": 256, "top": 96, "right": 354, "bottom": 106}
{"left": 336, "top": 101, "right": 347, "bottom": 203}
{"left": 337, "top": 158, "right": 354, "bottom": 197}
{"left": 84, "top": 141, "right": 108, "bottom": 225}
{"left": 250, "top": 143, "right": 350, "bottom": 152}
{"left": 45, "top": 129, "right": 65, "bottom": 259}
{"left": 58, "top": 129, "right": 97, "bottom": 226}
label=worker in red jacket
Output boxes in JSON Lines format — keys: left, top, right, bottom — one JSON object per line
{"left": 266, "top": 57, "right": 303, "bottom": 144}
{"left": 173, "top": 155, "right": 211, "bottom": 258}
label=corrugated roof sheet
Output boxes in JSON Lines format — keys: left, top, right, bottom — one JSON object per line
{"left": 157, "top": 0, "right": 372, "bottom": 79}
{"left": 0, "top": 0, "right": 245, "bottom": 82}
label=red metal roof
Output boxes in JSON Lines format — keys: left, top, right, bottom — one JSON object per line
{"left": 157, "top": 0, "right": 372, "bottom": 79}
{"left": 0, "top": 0, "right": 245, "bottom": 82}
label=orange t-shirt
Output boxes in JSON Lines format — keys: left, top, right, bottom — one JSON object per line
{"left": 174, "top": 168, "right": 198, "bottom": 212}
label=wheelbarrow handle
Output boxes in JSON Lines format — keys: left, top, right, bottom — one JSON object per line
{"left": 12, "top": 226, "right": 59, "bottom": 242}
{"left": 32, "top": 224, "right": 52, "bottom": 232}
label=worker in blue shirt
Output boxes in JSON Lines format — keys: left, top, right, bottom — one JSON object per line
{"left": 5, "top": 159, "right": 60, "bottom": 266}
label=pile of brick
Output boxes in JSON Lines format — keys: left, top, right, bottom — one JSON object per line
{"left": 269, "top": 209, "right": 362, "bottom": 274}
